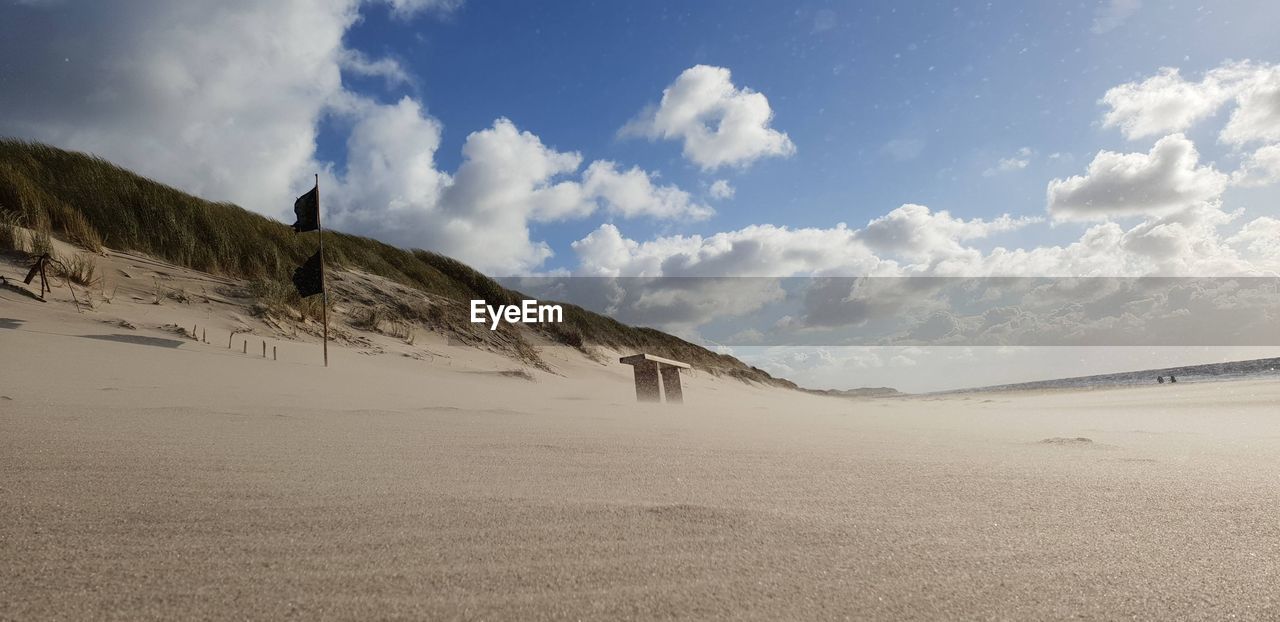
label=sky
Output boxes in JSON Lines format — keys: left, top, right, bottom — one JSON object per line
{"left": 3, "top": 0, "right": 1280, "bottom": 390}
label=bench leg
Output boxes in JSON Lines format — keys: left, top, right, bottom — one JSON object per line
{"left": 659, "top": 366, "right": 683, "bottom": 404}
{"left": 633, "top": 361, "right": 661, "bottom": 402}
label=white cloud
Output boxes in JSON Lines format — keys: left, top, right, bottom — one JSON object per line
{"left": 571, "top": 204, "right": 1043, "bottom": 278}
{"left": 351, "top": 116, "right": 583, "bottom": 273}
{"left": 1219, "top": 65, "right": 1280, "bottom": 146}
{"left": 857, "top": 204, "right": 1039, "bottom": 263}
{"left": 581, "top": 162, "right": 714, "bottom": 221}
{"left": 1100, "top": 61, "right": 1280, "bottom": 144}
{"left": 571, "top": 222, "right": 889, "bottom": 278}
{"left": 0, "top": 0, "right": 361, "bottom": 213}
{"left": 1046, "top": 134, "right": 1229, "bottom": 221}
{"left": 1232, "top": 144, "right": 1280, "bottom": 187}
{"left": 709, "top": 179, "right": 735, "bottom": 200}
{"left": 983, "top": 147, "right": 1033, "bottom": 176}
{"left": 329, "top": 114, "right": 714, "bottom": 274}
{"left": 573, "top": 196, "right": 1279, "bottom": 280}
{"left": 1091, "top": 0, "right": 1142, "bottom": 35}
{"left": 339, "top": 49, "right": 412, "bottom": 87}
{"left": 622, "top": 64, "right": 795, "bottom": 170}
{"left": 383, "top": 0, "right": 463, "bottom": 18}
{"left": 1227, "top": 216, "right": 1280, "bottom": 260}
{"left": 1100, "top": 67, "right": 1232, "bottom": 139}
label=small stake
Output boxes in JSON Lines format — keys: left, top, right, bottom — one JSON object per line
{"left": 262, "top": 341, "right": 266, "bottom": 357}
{"left": 228, "top": 333, "right": 234, "bottom": 349}
{"left": 273, "top": 346, "right": 277, "bottom": 361}
{"left": 242, "top": 340, "right": 247, "bottom": 354}
{"left": 202, "top": 328, "right": 207, "bottom": 343}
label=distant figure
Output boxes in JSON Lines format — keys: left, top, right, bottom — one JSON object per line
{"left": 1169, "top": 375, "right": 1177, "bottom": 383}
{"left": 1157, "top": 376, "right": 1164, "bottom": 384}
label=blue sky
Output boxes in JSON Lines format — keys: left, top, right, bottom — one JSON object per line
{"left": 4, "top": 0, "right": 1279, "bottom": 276}
{"left": 319, "top": 0, "right": 1280, "bottom": 271}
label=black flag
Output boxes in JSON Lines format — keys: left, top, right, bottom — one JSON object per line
{"left": 292, "top": 186, "right": 319, "bottom": 233}
{"left": 292, "top": 251, "right": 324, "bottom": 298}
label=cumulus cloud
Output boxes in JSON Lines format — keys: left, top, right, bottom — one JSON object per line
{"left": 571, "top": 222, "right": 890, "bottom": 278}
{"left": 1232, "top": 144, "right": 1280, "bottom": 187}
{"left": 571, "top": 204, "right": 1049, "bottom": 279}
{"left": 708, "top": 179, "right": 735, "bottom": 200}
{"left": 1046, "top": 134, "right": 1228, "bottom": 221}
{"left": 581, "top": 162, "right": 714, "bottom": 221}
{"left": 1101, "top": 61, "right": 1280, "bottom": 144}
{"left": 1219, "top": 65, "right": 1280, "bottom": 146}
{"left": 572, "top": 193, "right": 1279, "bottom": 281}
{"left": 1227, "top": 217, "right": 1280, "bottom": 260}
{"left": 982, "top": 147, "right": 1033, "bottom": 176}
{"left": 339, "top": 49, "right": 412, "bottom": 87}
{"left": 621, "top": 64, "right": 795, "bottom": 170}
{"left": 1101, "top": 67, "right": 1233, "bottom": 140}
{"left": 383, "top": 0, "right": 463, "bottom": 18}
{"left": 326, "top": 113, "right": 713, "bottom": 274}
{"left": 856, "top": 204, "right": 1039, "bottom": 263}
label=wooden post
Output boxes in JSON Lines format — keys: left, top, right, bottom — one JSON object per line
{"left": 262, "top": 341, "right": 266, "bottom": 357}
{"left": 242, "top": 340, "right": 247, "bottom": 354}
{"left": 317, "top": 173, "right": 328, "bottom": 368}
{"left": 202, "top": 328, "right": 207, "bottom": 343}
{"left": 39, "top": 257, "right": 49, "bottom": 299}
{"left": 273, "top": 346, "right": 277, "bottom": 361}
{"left": 228, "top": 332, "right": 234, "bottom": 349}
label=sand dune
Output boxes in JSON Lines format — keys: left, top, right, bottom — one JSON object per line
{"left": 4, "top": 250, "right": 1280, "bottom": 619}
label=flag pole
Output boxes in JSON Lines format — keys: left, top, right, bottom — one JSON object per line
{"left": 316, "top": 173, "right": 328, "bottom": 367}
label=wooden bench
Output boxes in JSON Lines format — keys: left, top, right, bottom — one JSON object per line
{"left": 619, "top": 353, "right": 690, "bottom": 404}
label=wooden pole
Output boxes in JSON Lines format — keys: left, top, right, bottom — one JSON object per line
{"left": 202, "top": 328, "right": 207, "bottom": 343}
{"left": 228, "top": 332, "right": 234, "bottom": 348}
{"left": 262, "top": 340, "right": 266, "bottom": 357}
{"left": 273, "top": 346, "right": 277, "bottom": 361}
{"left": 242, "top": 340, "right": 247, "bottom": 354}
{"left": 317, "top": 173, "right": 328, "bottom": 368}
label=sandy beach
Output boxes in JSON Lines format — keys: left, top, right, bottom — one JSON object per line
{"left": 5, "top": 272, "right": 1280, "bottom": 620}
{"left": 8, "top": 1, "right": 1280, "bottom": 618}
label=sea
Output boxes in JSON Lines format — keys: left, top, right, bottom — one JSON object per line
{"left": 947, "top": 357, "right": 1280, "bottom": 395}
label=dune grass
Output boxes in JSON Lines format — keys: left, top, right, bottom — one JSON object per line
{"left": 0, "top": 139, "right": 793, "bottom": 386}
{"left": 54, "top": 252, "right": 99, "bottom": 287}
{"left": 0, "top": 209, "right": 23, "bottom": 252}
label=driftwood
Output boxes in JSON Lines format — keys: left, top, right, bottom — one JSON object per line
{"left": 23, "top": 254, "right": 51, "bottom": 300}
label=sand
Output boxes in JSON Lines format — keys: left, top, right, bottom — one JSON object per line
{"left": 4, "top": 250, "right": 1280, "bottom": 619}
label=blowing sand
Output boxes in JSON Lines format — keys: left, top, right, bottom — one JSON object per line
{"left": 4, "top": 257, "right": 1280, "bottom": 619}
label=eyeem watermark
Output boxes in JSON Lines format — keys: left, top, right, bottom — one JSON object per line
{"left": 470, "top": 299, "right": 563, "bottom": 330}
